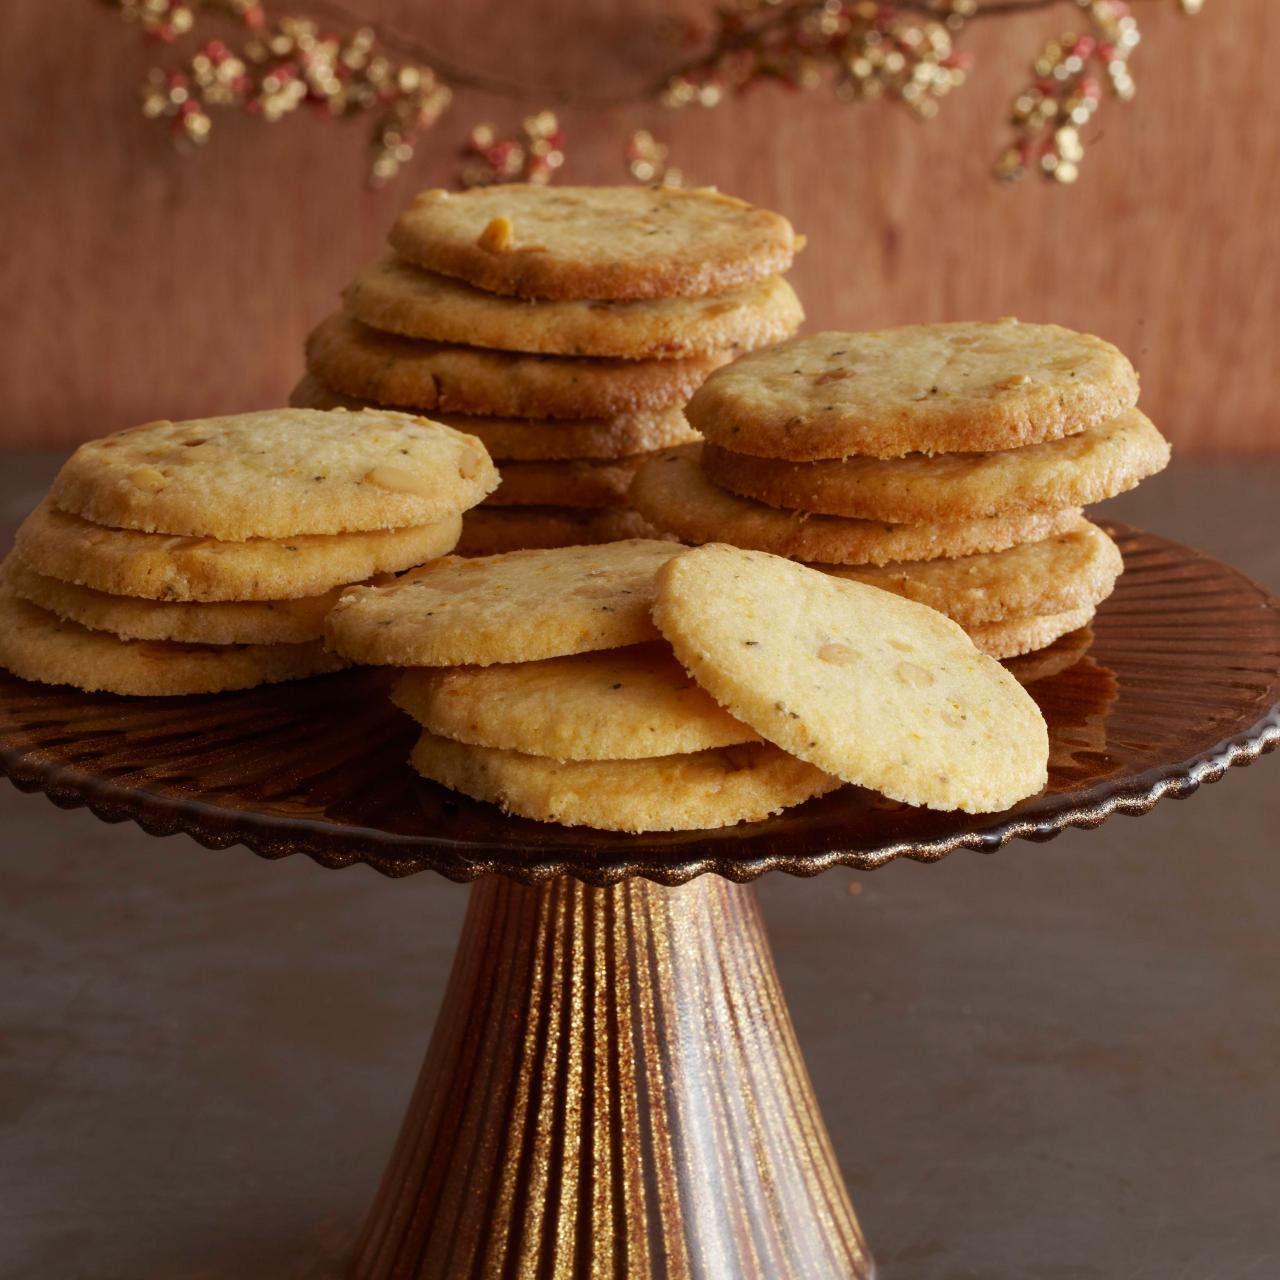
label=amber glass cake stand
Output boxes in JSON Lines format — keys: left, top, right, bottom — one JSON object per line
{"left": 1, "top": 525, "right": 1277, "bottom": 1279}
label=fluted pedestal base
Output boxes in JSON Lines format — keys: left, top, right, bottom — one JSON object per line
{"left": 351, "top": 874, "right": 872, "bottom": 1279}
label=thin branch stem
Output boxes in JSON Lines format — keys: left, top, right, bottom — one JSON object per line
{"left": 287, "top": 0, "right": 1148, "bottom": 111}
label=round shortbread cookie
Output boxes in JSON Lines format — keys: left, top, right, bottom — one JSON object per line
{"left": 388, "top": 185, "right": 797, "bottom": 301}
{"left": 344, "top": 256, "right": 803, "bottom": 359}
{"left": 326, "top": 539, "right": 681, "bottom": 667}
{"left": 455, "top": 506, "right": 659, "bottom": 556}
{"left": 6, "top": 555, "right": 338, "bottom": 644}
{"left": 486, "top": 457, "right": 642, "bottom": 509}
{"left": 410, "top": 733, "right": 837, "bottom": 833}
{"left": 50, "top": 408, "right": 496, "bottom": 540}
{"left": 701, "top": 408, "right": 1169, "bottom": 522}
{"left": 306, "top": 314, "right": 726, "bottom": 421}
{"left": 968, "top": 605, "right": 1097, "bottom": 660}
{"left": 16, "top": 498, "right": 461, "bottom": 602}
{"left": 1002, "top": 625, "right": 1094, "bottom": 684}
{"left": 290, "top": 373, "right": 698, "bottom": 461}
{"left": 0, "top": 583, "right": 346, "bottom": 697}
{"left": 652, "top": 544, "right": 1049, "bottom": 813}
{"left": 629, "top": 446, "right": 1083, "bottom": 566}
{"left": 392, "top": 642, "right": 757, "bottom": 761}
{"left": 687, "top": 322, "right": 1140, "bottom": 460}
{"left": 821, "top": 520, "right": 1122, "bottom": 628}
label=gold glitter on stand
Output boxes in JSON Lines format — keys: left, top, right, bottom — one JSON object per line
{"left": 350, "top": 874, "right": 873, "bottom": 1279}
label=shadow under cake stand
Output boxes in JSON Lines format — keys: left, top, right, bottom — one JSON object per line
{"left": 1, "top": 524, "right": 1277, "bottom": 1279}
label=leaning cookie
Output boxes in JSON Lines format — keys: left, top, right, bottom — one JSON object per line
{"left": 652, "top": 544, "right": 1049, "bottom": 813}
{"left": 409, "top": 734, "right": 837, "bottom": 833}
{"left": 0, "top": 581, "right": 345, "bottom": 696}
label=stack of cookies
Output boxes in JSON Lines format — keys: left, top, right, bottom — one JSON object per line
{"left": 631, "top": 320, "right": 1171, "bottom": 660}
{"left": 325, "top": 540, "right": 1049, "bottom": 831}
{"left": 292, "top": 184, "right": 804, "bottom": 555}
{"left": 0, "top": 408, "right": 496, "bottom": 696}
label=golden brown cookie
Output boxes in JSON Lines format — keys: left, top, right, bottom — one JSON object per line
{"left": 388, "top": 185, "right": 797, "bottom": 300}
{"left": 306, "top": 314, "right": 727, "bottom": 420}
{"left": 50, "top": 408, "right": 495, "bottom": 539}
{"left": 1002, "top": 625, "right": 1095, "bottom": 684}
{"left": 392, "top": 642, "right": 756, "bottom": 760}
{"left": 344, "top": 255, "right": 803, "bottom": 358}
{"left": 652, "top": 544, "right": 1049, "bottom": 813}
{"left": 822, "top": 520, "right": 1122, "bottom": 627}
{"left": 629, "top": 446, "right": 1083, "bottom": 566}
{"left": 701, "top": 408, "right": 1169, "bottom": 521}
{"left": 290, "top": 373, "right": 699, "bottom": 461}
{"left": 16, "top": 498, "right": 461, "bottom": 602}
{"left": 325, "top": 540, "right": 682, "bottom": 667}
{"left": 410, "top": 733, "right": 837, "bottom": 832}
{"left": 6, "top": 555, "right": 337, "bottom": 644}
{"left": 0, "top": 581, "right": 345, "bottom": 696}
{"left": 968, "top": 605, "right": 1097, "bottom": 660}
{"left": 687, "top": 322, "right": 1140, "bottom": 460}
{"left": 486, "top": 457, "right": 642, "bottom": 509}
{"left": 455, "top": 506, "right": 659, "bottom": 556}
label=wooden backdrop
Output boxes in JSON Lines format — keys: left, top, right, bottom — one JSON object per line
{"left": 2, "top": 0, "right": 1277, "bottom": 452}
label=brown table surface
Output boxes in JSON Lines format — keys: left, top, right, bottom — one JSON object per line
{"left": 1, "top": 453, "right": 1277, "bottom": 1280}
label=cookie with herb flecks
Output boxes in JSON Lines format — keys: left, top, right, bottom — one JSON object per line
{"left": 686, "top": 322, "right": 1139, "bottom": 460}
{"left": 652, "top": 543, "right": 1049, "bottom": 814}
{"left": 325, "top": 539, "right": 682, "bottom": 667}
{"left": 409, "top": 733, "right": 836, "bottom": 833}
{"left": 50, "top": 407, "right": 496, "bottom": 540}
{"left": 630, "top": 446, "right": 1082, "bottom": 566}
{"left": 701, "top": 407, "right": 1167, "bottom": 521}
{"left": 388, "top": 184, "right": 797, "bottom": 300}
{"left": 344, "top": 255, "right": 803, "bottom": 358}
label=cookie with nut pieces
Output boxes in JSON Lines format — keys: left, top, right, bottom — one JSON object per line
{"left": 388, "top": 184, "right": 797, "bottom": 301}
{"left": 344, "top": 255, "right": 803, "bottom": 359}
{"left": 686, "top": 322, "right": 1140, "bottom": 460}
{"left": 652, "top": 543, "right": 1049, "bottom": 813}
{"left": 50, "top": 407, "right": 496, "bottom": 540}
{"left": 325, "top": 539, "right": 682, "bottom": 668}
{"left": 630, "top": 446, "right": 1083, "bottom": 566}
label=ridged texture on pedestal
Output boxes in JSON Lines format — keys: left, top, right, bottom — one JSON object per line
{"left": 0, "top": 525, "right": 1276, "bottom": 883}
{"left": 353, "top": 876, "right": 872, "bottom": 1280}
